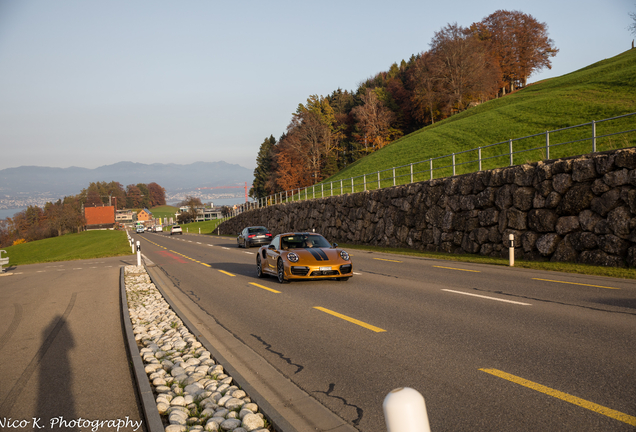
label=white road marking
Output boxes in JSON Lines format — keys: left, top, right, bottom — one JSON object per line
{"left": 244, "top": 252, "right": 254, "bottom": 255}
{"left": 353, "top": 272, "right": 362, "bottom": 275}
{"left": 442, "top": 289, "right": 531, "bottom": 305}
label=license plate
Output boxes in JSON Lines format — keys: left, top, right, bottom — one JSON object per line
{"left": 256, "top": 235, "right": 265, "bottom": 238}
{"left": 319, "top": 266, "right": 332, "bottom": 271}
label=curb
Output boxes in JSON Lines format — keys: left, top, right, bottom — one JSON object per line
{"left": 120, "top": 267, "right": 165, "bottom": 432}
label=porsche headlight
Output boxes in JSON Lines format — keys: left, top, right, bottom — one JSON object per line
{"left": 340, "top": 250, "right": 350, "bottom": 261}
{"left": 287, "top": 252, "right": 299, "bottom": 263}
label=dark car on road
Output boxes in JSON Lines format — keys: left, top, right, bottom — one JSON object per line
{"left": 237, "top": 226, "right": 272, "bottom": 248}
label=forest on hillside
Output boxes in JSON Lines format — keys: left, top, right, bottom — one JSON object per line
{"left": 0, "top": 181, "right": 166, "bottom": 247}
{"left": 250, "top": 10, "right": 558, "bottom": 200}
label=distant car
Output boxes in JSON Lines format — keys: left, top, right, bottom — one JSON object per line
{"left": 171, "top": 225, "right": 183, "bottom": 235}
{"left": 154, "top": 225, "right": 163, "bottom": 233}
{"left": 256, "top": 232, "right": 353, "bottom": 283}
{"left": 135, "top": 225, "right": 144, "bottom": 234}
{"left": 237, "top": 226, "right": 272, "bottom": 248}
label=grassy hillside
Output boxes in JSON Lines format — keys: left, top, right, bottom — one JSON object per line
{"left": 150, "top": 205, "right": 178, "bottom": 222}
{"left": 2, "top": 230, "right": 132, "bottom": 266}
{"left": 323, "top": 48, "right": 636, "bottom": 187}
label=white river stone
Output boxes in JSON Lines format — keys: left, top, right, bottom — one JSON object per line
{"left": 241, "top": 414, "right": 264, "bottom": 432}
{"left": 220, "top": 418, "right": 241, "bottom": 431}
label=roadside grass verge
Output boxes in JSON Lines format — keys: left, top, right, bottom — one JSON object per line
{"left": 339, "top": 243, "right": 636, "bottom": 280}
{"left": 2, "top": 230, "right": 132, "bottom": 266}
{"left": 178, "top": 219, "right": 225, "bottom": 235}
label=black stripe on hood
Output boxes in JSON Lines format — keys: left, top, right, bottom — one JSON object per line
{"left": 304, "top": 248, "right": 325, "bottom": 261}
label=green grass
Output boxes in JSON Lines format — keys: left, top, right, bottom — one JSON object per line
{"left": 308, "top": 48, "right": 636, "bottom": 196}
{"left": 150, "top": 205, "right": 179, "bottom": 222}
{"left": 178, "top": 219, "right": 225, "bottom": 235}
{"left": 340, "top": 243, "right": 636, "bottom": 280}
{"left": 2, "top": 230, "right": 132, "bottom": 266}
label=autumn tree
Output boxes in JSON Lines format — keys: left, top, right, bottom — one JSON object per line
{"left": 473, "top": 10, "right": 558, "bottom": 93}
{"left": 126, "top": 185, "right": 144, "bottom": 208}
{"left": 351, "top": 88, "right": 395, "bottom": 152}
{"left": 147, "top": 182, "right": 166, "bottom": 207}
{"left": 409, "top": 51, "right": 442, "bottom": 124}
{"left": 428, "top": 23, "right": 501, "bottom": 115}
{"left": 177, "top": 196, "right": 203, "bottom": 224}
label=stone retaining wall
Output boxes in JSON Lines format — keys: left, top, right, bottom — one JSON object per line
{"left": 219, "top": 147, "right": 636, "bottom": 267}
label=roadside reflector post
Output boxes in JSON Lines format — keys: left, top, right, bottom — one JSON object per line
{"left": 383, "top": 387, "right": 431, "bottom": 432}
{"left": 199, "top": 228, "right": 201, "bottom": 234}
{"left": 509, "top": 234, "right": 515, "bottom": 267}
{"left": 131, "top": 239, "right": 135, "bottom": 254}
{"left": 136, "top": 241, "right": 141, "bottom": 267}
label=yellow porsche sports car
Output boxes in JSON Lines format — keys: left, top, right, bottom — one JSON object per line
{"left": 256, "top": 232, "right": 353, "bottom": 283}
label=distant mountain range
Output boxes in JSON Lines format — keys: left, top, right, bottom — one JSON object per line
{"left": 0, "top": 161, "right": 254, "bottom": 198}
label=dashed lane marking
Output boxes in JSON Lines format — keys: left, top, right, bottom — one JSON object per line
{"left": 434, "top": 265, "right": 480, "bottom": 273}
{"left": 442, "top": 289, "right": 531, "bottom": 305}
{"left": 313, "top": 306, "right": 386, "bottom": 333}
{"left": 249, "top": 282, "right": 281, "bottom": 293}
{"left": 532, "top": 278, "right": 619, "bottom": 290}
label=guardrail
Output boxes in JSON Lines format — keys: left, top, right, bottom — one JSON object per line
{"left": 230, "top": 112, "right": 636, "bottom": 216}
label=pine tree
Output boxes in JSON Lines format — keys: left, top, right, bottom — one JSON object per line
{"left": 250, "top": 135, "right": 277, "bottom": 199}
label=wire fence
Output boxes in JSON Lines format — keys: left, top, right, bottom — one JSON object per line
{"left": 231, "top": 112, "right": 636, "bottom": 216}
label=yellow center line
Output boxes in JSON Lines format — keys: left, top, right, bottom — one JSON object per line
{"left": 218, "top": 270, "right": 235, "bottom": 277}
{"left": 532, "top": 278, "right": 619, "bottom": 290}
{"left": 433, "top": 265, "right": 480, "bottom": 273}
{"left": 373, "top": 258, "right": 402, "bottom": 263}
{"left": 313, "top": 307, "right": 386, "bottom": 333}
{"left": 480, "top": 368, "right": 636, "bottom": 426}
{"left": 249, "top": 282, "right": 281, "bottom": 293}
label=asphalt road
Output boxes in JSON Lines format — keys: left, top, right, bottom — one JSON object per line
{"left": 134, "top": 230, "right": 636, "bottom": 432}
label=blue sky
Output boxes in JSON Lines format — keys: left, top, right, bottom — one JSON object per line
{"left": 0, "top": 0, "right": 633, "bottom": 171}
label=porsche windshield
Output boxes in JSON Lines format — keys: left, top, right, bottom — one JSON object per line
{"left": 281, "top": 234, "right": 331, "bottom": 249}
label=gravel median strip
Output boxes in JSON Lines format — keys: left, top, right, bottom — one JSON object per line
{"left": 123, "top": 265, "right": 271, "bottom": 432}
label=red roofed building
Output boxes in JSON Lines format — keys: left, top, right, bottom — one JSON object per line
{"left": 84, "top": 205, "right": 116, "bottom": 230}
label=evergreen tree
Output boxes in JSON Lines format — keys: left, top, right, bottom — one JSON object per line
{"left": 250, "top": 135, "right": 277, "bottom": 199}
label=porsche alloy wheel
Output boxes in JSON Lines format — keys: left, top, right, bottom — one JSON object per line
{"left": 256, "top": 255, "right": 264, "bottom": 278}
{"left": 277, "top": 259, "right": 287, "bottom": 284}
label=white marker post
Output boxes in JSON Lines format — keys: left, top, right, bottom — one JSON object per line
{"left": 509, "top": 233, "right": 515, "bottom": 267}
{"left": 383, "top": 387, "right": 431, "bottom": 432}
{"left": 136, "top": 241, "right": 141, "bottom": 267}
{"left": 131, "top": 239, "right": 134, "bottom": 254}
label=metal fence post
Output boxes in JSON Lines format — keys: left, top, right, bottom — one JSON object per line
{"left": 393, "top": 167, "right": 396, "bottom": 186}
{"left": 313, "top": 185, "right": 315, "bottom": 199}
{"left": 410, "top": 163, "right": 414, "bottom": 183}
{"left": 478, "top": 147, "right": 482, "bottom": 171}
{"left": 364, "top": 174, "right": 367, "bottom": 191}
{"left": 546, "top": 131, "right": 550, "bottom": 159}
{"left": 592, "top": 120, "right": 597, "bottom": 152}
{"left": 340, "top": 179, "right": 343, "bottom": 195}
{"left": 378, "top": 171, "right": 381, "bottom": 189}
{"left": 509, "top": 139, "right": 513, "bottom": 166}
{"left": 321, "top": 184, "right": 324, "bottom": 198}
{"left": 331, "top": 182, "right": 333, "bottom": 196}
{"left": 452, "top": 153, "right": 456, "bottom": 176}
{"left": 430, "top": 159, "right": 433, "bottom": 180}
{"left": 351, "top": 178, "right": 354, "bottom": 193}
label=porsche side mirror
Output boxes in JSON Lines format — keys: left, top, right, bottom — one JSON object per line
{"left": 332, "top": 243, "right": 338, "bottom": 248}
{"left": 268, "top": 244, "right": 275, "bottom": 250}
